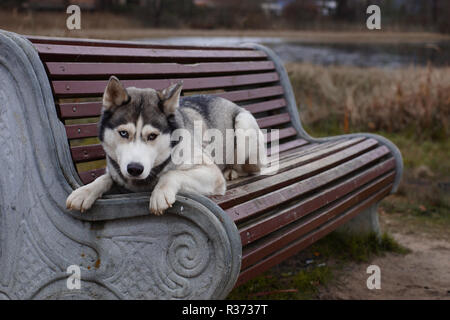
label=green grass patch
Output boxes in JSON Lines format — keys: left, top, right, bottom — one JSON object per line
{"left": 303, "top": 118, "right": 450, "bottom": 224}
{"left": 303, "top": 120, "right": 450, "bottom": 176}
{"left": 381, "top": 133, "right": 450, "bottom": 176}
{"left": 381, "top": 195, "right": 450, "bottom": 228}
{"left": 228, "top": 231, "right": 408, "bottom": 299}
{"left": 311, "top": 232, "right": 410, "bottom": 263}
{"left": 227, "top": 265, "right": 332, "bottom": 300}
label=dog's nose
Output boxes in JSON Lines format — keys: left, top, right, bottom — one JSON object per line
{"left": 127, "top": 162, "right": 144, "bottom": 177}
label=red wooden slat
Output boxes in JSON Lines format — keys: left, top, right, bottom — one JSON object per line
{"left": 244, "top": 98, "right": 286, "bottom": 114}
{"left": 237, "top": 184, "right": 392, "bottom": 285}
{"left": 46, "top": 61, "right": 275, "bottom": 77}
{"left": 227, "top": 142, "right": 325, "bottom": 190}
{"left": 277, "top": 138, "right": 363, "bottom": 164}
{"left": 274, "top": 141, "right": 322, "bottom": 161}
{"left": 257, "top": 113, "right": 291, "bottom": 128}
{"left": 71, "top": 144, "right": 105, "bottom": 162}
{"left": 78, "top": 168, "right": 106, "bottom": 184}
{"left": 57, "top": 88, "right": 286, "bottom": 119}
{"left": 65, "top": 123, "right": 98, "bottom": 139}
{"left": 264, "top": 138, "right": 365, "bottom": 176}
{"left": 264, "top": 127, "right": 297, "bottom": 143}
{"left": 276, "top": 139, "right": 350, "bottom": 163}
{"left": 58, "top": 102, "right": 102, "bottom": 119}
{"left": 239, "top": 158, "right": 396, "bottom": 246}
{"left": 214, "top": 86, "right": 284, "bottom": 103}
{"left": 33, "top": 43, "right": 267, "bottom": 61}
{"left": 211, "top": 139, "right": 381, "bottom": 209}
{"left": 52, "top": 72, "right": 279, "bottom": 97}
{"left": 268, "top": 138, "right": 309, "bottom": 156}
{"left": 28, "top": 35, "right": 252, "bottom": 51}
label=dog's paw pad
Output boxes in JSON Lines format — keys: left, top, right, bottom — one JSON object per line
{"left": 66, "top": 186, "right": 96, "bottom": 213}
{"left": 149, "top": 187, "right": 176, "bottom": 215}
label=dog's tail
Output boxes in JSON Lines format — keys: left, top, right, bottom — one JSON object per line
{"left": 234, "top": 110, "right": 268, "bottom": 172}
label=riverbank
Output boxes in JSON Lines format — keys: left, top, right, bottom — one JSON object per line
{"left": 1, "top": 10, "right": 449, "bottom": 44}
{"left": 10, "top": 28, "right": 450, "bottom": 44}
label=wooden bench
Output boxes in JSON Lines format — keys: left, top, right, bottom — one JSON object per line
{"left": 0, "top": 30, "right": 402, "bottom": 299}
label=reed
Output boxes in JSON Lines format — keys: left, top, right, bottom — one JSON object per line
{"left": 287, "top": 63, "right": 450, "bottom": 140}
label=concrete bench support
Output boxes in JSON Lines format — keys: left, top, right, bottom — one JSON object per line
{"left": 336, "top": 204, "right": 381, "bottom": 236}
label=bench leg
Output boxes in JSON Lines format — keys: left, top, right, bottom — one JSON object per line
{"left": 336, "top": 203, "right": 381, "bottom": 237}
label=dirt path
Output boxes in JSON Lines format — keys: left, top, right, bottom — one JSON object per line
{"left": 317, "top": 213, "right": 450, "bottom": 300}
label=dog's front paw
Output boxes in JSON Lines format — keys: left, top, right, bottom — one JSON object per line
{"left": 66, "top": 186, "right": 98, "bottom": 213}
{"left": 223, "top": 168, "right": 239, "bottom": 181}
{"left": 149, "top": 186, "right": 177, "bottom": 215}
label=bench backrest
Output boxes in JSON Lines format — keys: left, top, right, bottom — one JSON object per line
{"left": 28, "top": 36, "right": 305, "bottom": 184}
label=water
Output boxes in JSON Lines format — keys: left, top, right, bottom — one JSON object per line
{"left": 139, "top": 36, "right": 450, "bottom": 68}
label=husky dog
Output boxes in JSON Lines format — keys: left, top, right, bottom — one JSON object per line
{"left": 66, "top": 76, "right": 267, "bottom": 215}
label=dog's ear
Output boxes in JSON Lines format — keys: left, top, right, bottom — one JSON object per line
{"left": 103, "top": 76, "right": 129, "bottom": 110}
{"left": 157, "top": 81, "right": 183, "bottom": 115}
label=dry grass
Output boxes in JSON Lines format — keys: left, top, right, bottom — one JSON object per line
{"left": 0, "top": 9, "right": 142, "bottom": 33}
{"left": 287, "top": 63, "right": 450, "bottom": 140}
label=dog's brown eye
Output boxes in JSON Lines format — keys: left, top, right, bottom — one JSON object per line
{"left": 147, "top": 133, "right": 158, "bottom": 141}
{"left": 119, "top": 130, "right": 129, "bottom": 139}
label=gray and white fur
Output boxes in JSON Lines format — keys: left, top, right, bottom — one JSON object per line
{"left": 66, "top": 76, "right": 267, "bottom": 215}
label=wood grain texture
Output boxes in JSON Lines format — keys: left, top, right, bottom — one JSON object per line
{"left": 34, "top": 43, "right": 267, "bottom": 62}
{"left": 53, "top": 72, "right": 279, "bottom": 97}
{"left": 46, "top": 61, "right": 275, "bottom": 78}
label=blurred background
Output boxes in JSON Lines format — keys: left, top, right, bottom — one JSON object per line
{"left": 1, "top": 0, "right": 450, "bottom": 32}
{"left": 1, "top": 0, "right": 448, "bottom": 299}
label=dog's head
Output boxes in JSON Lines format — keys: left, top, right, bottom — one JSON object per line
{"left": 99, "top": 76, "right": 182, "bottom": 180}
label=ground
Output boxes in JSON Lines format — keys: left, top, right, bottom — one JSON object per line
{"left": 317, "top": 209, "right": 450, "bottom": 299}
{"left": 228, "top": 202, "right": 450, "bottom": 300}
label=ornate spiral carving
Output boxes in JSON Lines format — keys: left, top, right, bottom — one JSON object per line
{"left": 167, "top": 230, "right": 210, "bottom": 279}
